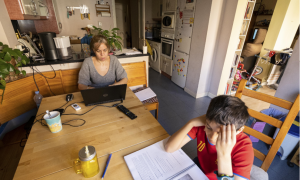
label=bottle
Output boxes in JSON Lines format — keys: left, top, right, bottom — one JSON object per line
{"left": 33, "top": 91, "right": 43, "bottom": 108}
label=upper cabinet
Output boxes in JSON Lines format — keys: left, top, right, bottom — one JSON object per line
{"left": 162, "top": 0, "right": 177, "bottom": 12}
{"left": 4, "top": 0, "right": 48, "bottom": 20}
{"left": 152, "top": 0, "right": 162, "bottom": 19}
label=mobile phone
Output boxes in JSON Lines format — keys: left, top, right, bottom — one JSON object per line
{"left": 71, "top": 103, "right": 81, "bottom": 111}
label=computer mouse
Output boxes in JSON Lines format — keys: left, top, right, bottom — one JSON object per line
{"left": 66, "top": 94, "right": 74, "bottom": 102}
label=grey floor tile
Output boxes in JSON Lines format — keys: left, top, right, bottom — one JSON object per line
{"left": 267, "top": 169, "right": 283, "bottom": 180}
{"left": 253, "top": 157, "right": 263, "bottom": 167}
{"left": 158, "top": 115, "right": 185, "bottom": 135}
{"left": 286, "top": 166, "right": 300, "bottom": 180}
{"left": 269, "top": 155, "right": 296, "bottom": 179}
{"left": 178, "top": 110, "right": 201, "bottom": 123}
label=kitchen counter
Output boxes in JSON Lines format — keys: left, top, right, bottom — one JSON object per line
{"left": 22, "top": 53, "right": 150, "bottom": 67}
{"left": 21, "top": 53, "right": 150, "bottom": 86}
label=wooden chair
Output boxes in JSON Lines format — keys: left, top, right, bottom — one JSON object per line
{"left": 122, "top": 62, "right": 159, "bottom": 119}
{"left": 235, "top": 79, "right": 300, "bottom": 172}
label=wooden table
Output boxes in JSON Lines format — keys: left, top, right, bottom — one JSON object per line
{"left": 13, "top": 89, "right": 168, "bottom": 180}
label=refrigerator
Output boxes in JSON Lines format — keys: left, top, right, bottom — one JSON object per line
{"left": 171, "top": 0, "right": 195, "bottom": 88}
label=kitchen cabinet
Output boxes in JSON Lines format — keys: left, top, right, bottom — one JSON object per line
{"left": 160, "top": 56, "right": 172, "bottom": 76}
{"left": 39, "top": 0, "right": 49, "bottom": 17}
{"left": 4, "top": 0, "right": 42, "bottom": 20}
{"left": 152, "top": 0, "right": 162, "bottom": 19}
{"left": 162, "top": 0, "right": 177, "bottom": 12}
{"left": 34, "top": 0, "right": 61, "bottom": 34}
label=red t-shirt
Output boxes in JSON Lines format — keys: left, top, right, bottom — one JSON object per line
{"left": 188, "top": 126, "right": 253, "bottom": 180}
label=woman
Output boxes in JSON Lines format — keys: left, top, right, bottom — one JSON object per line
{"left": 78, "top": 35, "right": 128, "bottom": 90}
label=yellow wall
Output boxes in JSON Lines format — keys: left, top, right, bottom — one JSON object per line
{"left": 255, "top": 0, "right": 299, "bottom": 82}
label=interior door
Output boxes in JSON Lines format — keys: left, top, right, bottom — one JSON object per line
{"left": 115, "top": 0, "right": 127, "bottom": 48}
{"left": 130, "top": 0, "right": 139, "bottom": 48}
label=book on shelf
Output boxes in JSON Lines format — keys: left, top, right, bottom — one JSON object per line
{"left": 237, "top": 38, "right": 241, "bottom": 49}
{"left": 244, "top": 3, "right": 249, "bottom": 19}
{"left": 232, "top": 53, "right": 240, "bottom": 66}
{"left": 240, "top": 21, "right": 247, "bottom": 35}
{"left": 246, "top": 3, "right": 253, "bottom": 19}
{"left": 237, "top": 38, "right": 243, "bottom": 49}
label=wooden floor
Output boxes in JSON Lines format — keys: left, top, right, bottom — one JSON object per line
{"left": 241, "top": 85, "right": 276, "bottom": 112}
{"left": 0, "top": 86, "right": 277, "bottom": 180}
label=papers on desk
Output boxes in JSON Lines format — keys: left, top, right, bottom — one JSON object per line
{"left": 124, "top": 139, "right": 208, "bottom": 180}
{"left": 114, "top": 48, "right": 142, "bottom": 56}
{"left": 134, "top": 87, "right": 157, "bottom": 102}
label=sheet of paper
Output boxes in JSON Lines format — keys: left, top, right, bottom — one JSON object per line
{"left": 134, "top": 88, "right": 157, "bottom": 101}
{"left": 124, "top": 139, "right": 208, "bottom": 180}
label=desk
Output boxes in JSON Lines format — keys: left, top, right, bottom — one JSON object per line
{"left": 13, "top": 89, "right": 168, "bottom": 180}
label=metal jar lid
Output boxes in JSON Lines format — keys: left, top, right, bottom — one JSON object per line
{"left": 78, "top": 146, "right": 97, "bottom": 161}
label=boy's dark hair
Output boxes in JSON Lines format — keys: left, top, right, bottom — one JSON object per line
{"left": 206, "top": 95, "right": 249, "bottom": 130}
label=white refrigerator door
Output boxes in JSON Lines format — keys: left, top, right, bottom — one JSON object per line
{"left": 174, "top": 23, "right": 193, "bottom": 54}
{"left": 171, "top": 50, "right": 189, "bottom": 88}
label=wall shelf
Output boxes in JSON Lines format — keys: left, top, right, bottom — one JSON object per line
{"left": 224, "top": 0, "right": 256, "bottom": 95}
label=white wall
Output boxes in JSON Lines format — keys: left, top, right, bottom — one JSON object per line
{"left": 53, "top": 0, "right": 115, "bottom": 37}
{"left": 0, "top": 0, "right": 18, "bottom": 47}
{"left": 270, "top": 39, "right": 299, "bottom": 113}
{"left": 209, "top": 0, "right": 248, "bottom": 96}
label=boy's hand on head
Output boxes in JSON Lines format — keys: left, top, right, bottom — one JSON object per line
{"left": 216, "top": 124, "right": 236, "bottom": 158}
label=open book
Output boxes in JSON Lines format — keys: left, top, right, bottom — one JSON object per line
{"left": 124, "top": 138, "right": 208, "bottom": 180}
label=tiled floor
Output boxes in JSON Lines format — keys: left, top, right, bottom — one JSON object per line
{"left": 148, "top": 68, "right": 299, "bottom": 180}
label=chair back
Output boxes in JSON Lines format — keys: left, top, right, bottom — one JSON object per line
{"left": 235, "top": 79, "right": 300, "bottom": 171}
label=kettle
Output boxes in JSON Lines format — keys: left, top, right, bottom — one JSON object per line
{"left": 73, "top": 145, "right": 100, "bottom": 178}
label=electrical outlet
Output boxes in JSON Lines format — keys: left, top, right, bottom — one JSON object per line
{"left": 98, "top": 22, "right": 102, "bottom": 27}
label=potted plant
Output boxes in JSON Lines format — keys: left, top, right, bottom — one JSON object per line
{"left": 91, "top": 26, "right": 123, "bottom": 51}
{"left": 0, "top": 42, "right": 30, "bottom": 103}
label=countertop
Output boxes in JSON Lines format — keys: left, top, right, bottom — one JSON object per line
{"left": 22, "top": 53, "right": 150, "bottom": 67}
{"left": 146, "top": 38, "right": 161, "bottom": 43}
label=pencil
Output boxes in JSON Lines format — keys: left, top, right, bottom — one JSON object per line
{"left": 101, "top": 153, "right": 112, "bottom": 180}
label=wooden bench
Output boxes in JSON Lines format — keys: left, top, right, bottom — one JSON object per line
{"left": 0, "top": 61, "right": 158, "bottom": 125}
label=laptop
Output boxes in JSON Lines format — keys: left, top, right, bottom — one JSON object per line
{"left": 80, "top": 84, "right": 127, "bottom": 106}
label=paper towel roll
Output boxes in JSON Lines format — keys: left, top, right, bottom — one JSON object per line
{"left": 143, "top": 46, "right": 147, "bottom": 54}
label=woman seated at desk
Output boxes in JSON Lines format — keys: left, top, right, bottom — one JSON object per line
{"left": 78, "top": 35, "right": 128, "bottom": 90}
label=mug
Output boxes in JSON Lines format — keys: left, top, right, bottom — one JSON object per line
{"left": 43, "top": 111, "right": 62, "bottom": 133}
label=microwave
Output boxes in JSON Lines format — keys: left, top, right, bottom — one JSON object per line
{"left": 161, "top": 38, "right": 174, "bottom": 59}
{"left": 162, "top": 12, "right": 175, "bottom": 29}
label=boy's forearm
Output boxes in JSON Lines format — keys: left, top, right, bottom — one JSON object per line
{"left": 217, "top": 154, "right": 233, "bottom": 176}
{"left": 165, "top": 121, "right": 194, "bottom": 152}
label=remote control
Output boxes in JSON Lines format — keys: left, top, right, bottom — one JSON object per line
{"left": 117, "top": 105, "right": 137, "bottom": 120}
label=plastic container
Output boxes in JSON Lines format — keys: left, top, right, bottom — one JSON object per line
{"left": 273, "top": 115, "right": 299, "bottom": 160}
{"left": 33, "top": 91, "right": 43, "bottom": 108}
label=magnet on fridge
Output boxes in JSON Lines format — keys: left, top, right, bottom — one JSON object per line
{"left": 179, "top": 38, "right": 182, "bottom": 42}
{"left": 189, "top": 18, "right": 194, "bottom": 24}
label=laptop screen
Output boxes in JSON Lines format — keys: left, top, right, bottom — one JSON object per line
{"left": 80, "top": 84, "right": 127, "bottom": 106}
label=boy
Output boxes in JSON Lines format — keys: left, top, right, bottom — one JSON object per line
{"left": 165, "top": 95, "right": 254, "bottom": 180}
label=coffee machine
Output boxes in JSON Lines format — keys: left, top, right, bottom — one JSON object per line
{"left": 38, "top": 32, "right": 59, "bottom": 60}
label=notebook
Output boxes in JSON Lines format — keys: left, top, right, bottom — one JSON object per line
{"left": 124, "top": 138, "right": 208, "bottom": 180}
